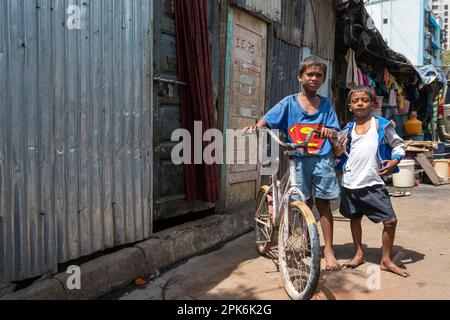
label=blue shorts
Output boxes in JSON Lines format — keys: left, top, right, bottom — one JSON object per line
{"left": 294, "top": 154, "right": 340, "bottom": 201}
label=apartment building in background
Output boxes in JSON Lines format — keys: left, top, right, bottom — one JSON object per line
{"left": 365, "top": 0, "right": 442, "bottom": 66}
{"left": 429, "top": 0, "right": 450, "bottom": 50}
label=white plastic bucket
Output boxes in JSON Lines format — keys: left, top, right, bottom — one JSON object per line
{"left": 433, "top": 159, "right": 449, "bottom": 180}
{"left": 392, "top": 160, "right": 415, "bottom": 188}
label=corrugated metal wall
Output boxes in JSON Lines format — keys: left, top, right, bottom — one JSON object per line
{"left": 273, "top": 0, "right": 305, "bottom": 47}
{"left": 303, "top": 0, "right": 336, "bottom": 61}
{"left": 264, "top": 0, "right": 336, "bottom": 179}
{"left": 301, "top": 0, "right": 336, "bottom": 99}
{"left": 266, "top": 0, "right": 305, "bottom": 109}
{"left": 231, "top": 0, "right": 282, "bottom": 23}
{"left": 266, "top": 0, "right": 336, "bottom": 107}
{"left": 0, "top": 0, "right": 153, "bottom": 284}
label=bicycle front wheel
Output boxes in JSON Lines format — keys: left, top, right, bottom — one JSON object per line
{"left": 278, "top": 201, "right": 321, "bottom": 300}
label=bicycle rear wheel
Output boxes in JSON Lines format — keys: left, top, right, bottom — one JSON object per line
{"left": 278, "top": 201, "right": 321, "bottom": 300}
{"left": 255, "top": 186, "right": 274, "bottom": 255}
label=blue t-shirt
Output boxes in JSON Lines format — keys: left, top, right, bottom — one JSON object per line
{"left": 263, "top": 94, "right": 340, "bottom": 157}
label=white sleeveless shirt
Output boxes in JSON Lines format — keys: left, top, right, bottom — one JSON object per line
{"left": 341, "top": 117, "right": 385, "bottom": 189}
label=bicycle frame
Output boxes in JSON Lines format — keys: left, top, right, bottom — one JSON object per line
{"left": 252, "top": 128, "right": 324, "bottom": 300}
{"left": 258, "top": 129, "right": 316, "bottom": 226}
{"left": 254, "top": 127, "right": 321, "bottom": 231}
{"left": 261, "top": 156, "right": 307, "bottom": 229}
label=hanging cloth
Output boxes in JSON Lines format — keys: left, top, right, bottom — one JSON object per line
{"left": 174, "top": 0, "right": 219, "bottom": 203}
{"left": 394, "top": 81, "right": 405, "bottom": 109}
{"left": 357, "top": 68, "right": 364, "bottom": 86}
{"left": 384, "top": 68, "right": 390, "bottom": 87}
{"left": 345, "top": 48, "right": 359, "bottom": 88}
{"left": 388, "top": 88, "right": 397, "bottom": 106}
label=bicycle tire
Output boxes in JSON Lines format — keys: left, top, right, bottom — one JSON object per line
{"left": 255, "top": 186, "right": 274, "bottom": 255}
{"left": 278, "top": 201, "right": 321, "bottom": 300}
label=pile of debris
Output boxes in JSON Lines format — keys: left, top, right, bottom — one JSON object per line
{"left": 405, "top": 141, "right": 449, "bottom": 186}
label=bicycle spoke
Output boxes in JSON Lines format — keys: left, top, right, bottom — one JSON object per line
{"left": 255, "top": 187, "right": 274, "bottom": 255}
{"left": 281, "top": 209, "right": 314, "bottom": 293}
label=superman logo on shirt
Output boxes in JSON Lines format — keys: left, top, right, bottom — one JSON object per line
{"left": 287, "top": 123, "right": 325, "bottom": 155}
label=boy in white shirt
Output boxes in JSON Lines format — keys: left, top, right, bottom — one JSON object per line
{"left": 334, "top": 85, "right": 410, "bottom": 277}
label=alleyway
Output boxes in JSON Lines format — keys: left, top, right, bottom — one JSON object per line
{"left": 115, "top": 184, "right": 450, "bottom": 300}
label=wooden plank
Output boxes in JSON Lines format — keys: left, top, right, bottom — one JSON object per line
{"left": 230, "top": 171, "right": 258, "bottom": 184}
{"left": 406, "top": 147, "right": 431, "bottom": 152}
{"left": 415, "top": 153, "right": 441, "bottom": 186}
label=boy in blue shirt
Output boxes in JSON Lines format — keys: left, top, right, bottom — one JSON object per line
{"left": 244, "top": 56, "right": 342, "bottom": 271}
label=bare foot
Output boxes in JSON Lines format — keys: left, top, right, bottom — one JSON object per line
{"left": 380, "top": 260, "right": 410, "bottom": 278}
{"left": 345, "top": 254, "right": 366, "bottom": 269}
{"left": 325, "top": 250, "right": 342, "bottom": 271}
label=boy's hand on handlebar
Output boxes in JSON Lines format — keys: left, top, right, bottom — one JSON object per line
{"left": 320, "top": 127, "right": 338, "bottom": 139}
{"left": 243, "top": 119, "right": 268, "bottom": 134}
{"left": 242, "top": 125, "right": 259, "bottom": 133}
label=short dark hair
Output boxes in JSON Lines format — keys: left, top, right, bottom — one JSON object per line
{"left": 347, "top": 85, "right": 376, "bottom": 105}
{"left": 298, "top": 56, "right": 328, "bottom": 80}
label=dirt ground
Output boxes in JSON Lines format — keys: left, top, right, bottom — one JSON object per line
{"left": 117, "top": 184, "right": 450, "bottom": 300}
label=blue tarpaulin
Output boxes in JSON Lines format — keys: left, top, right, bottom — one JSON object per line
{"left": 415, "top": 65, "right": 447, "bottom": 86}
{"left": 429, "top": 14, "right": 441, "bottom": 30}
{"left": 432, "top": 40, "right": 441, "bottom": 50}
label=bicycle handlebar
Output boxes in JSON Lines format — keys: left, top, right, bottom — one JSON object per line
{"left": 246, "top": 127, "right": 322, "bottom": 153}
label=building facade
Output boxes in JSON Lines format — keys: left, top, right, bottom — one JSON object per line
{"left": 0, "top": 0, "right": 338, "bottom": 286}
{"left": 365, "top": 0, "right": 442, "bottom": 66}
{"left": 429, "top": 0, "right": 450, "bottom": 50}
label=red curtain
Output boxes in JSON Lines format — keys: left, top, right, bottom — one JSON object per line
{"left": 174, "top": 0, "right": 219, "bottom": 203}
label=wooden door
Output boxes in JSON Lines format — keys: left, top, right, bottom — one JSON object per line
{"left": 224, "top": 7, "right": 268, "bottom": 207}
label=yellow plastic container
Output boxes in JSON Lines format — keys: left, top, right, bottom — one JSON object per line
{"left": 404, "top": 112, "right": 422, "bottom": 135}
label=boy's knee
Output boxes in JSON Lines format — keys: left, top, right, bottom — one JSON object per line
{"left": 315, "top": 199, "right": 331, "bottom": 215}
{"left": 383, "top": 218, "right": 397, "bottom": 228}
{"left": 315, "top": 198, "right": 330, "bottom": 208}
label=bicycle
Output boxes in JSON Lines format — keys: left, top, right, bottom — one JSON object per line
{"left": 253, "top": 127, "right": 322, "bottom": 300}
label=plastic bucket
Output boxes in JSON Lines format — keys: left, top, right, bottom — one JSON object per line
{"left": 448, "top": 160, "right": 450, "bottom": 177}
{"left": 433, "top": 159, "right": 449, "bottom": 179}
{"left": 392, "top": 160, "right": 415, "bottom": 188}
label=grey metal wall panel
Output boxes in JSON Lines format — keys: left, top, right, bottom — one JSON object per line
{"left": 303, "top": 0, "right": 336, "bottom": 61}
{"left": 231, "top": 0, "right": 282, "bottom": 23}
{"left": 274, "top": 0, "right": 305, "bottom": 47}
{"left": 266, "top": 25, "right": 302, "bottom": 110}
{"left": 0, "top": 0, "right": 153, "bottom": 284}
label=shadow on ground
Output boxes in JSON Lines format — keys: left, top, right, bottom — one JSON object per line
{"left": 332, "top": 243, "right": 425, "bottom": 266}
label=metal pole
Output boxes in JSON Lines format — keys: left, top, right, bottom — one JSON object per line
{"left": 381, "top": 0, "right": 383, "bottom": 36}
